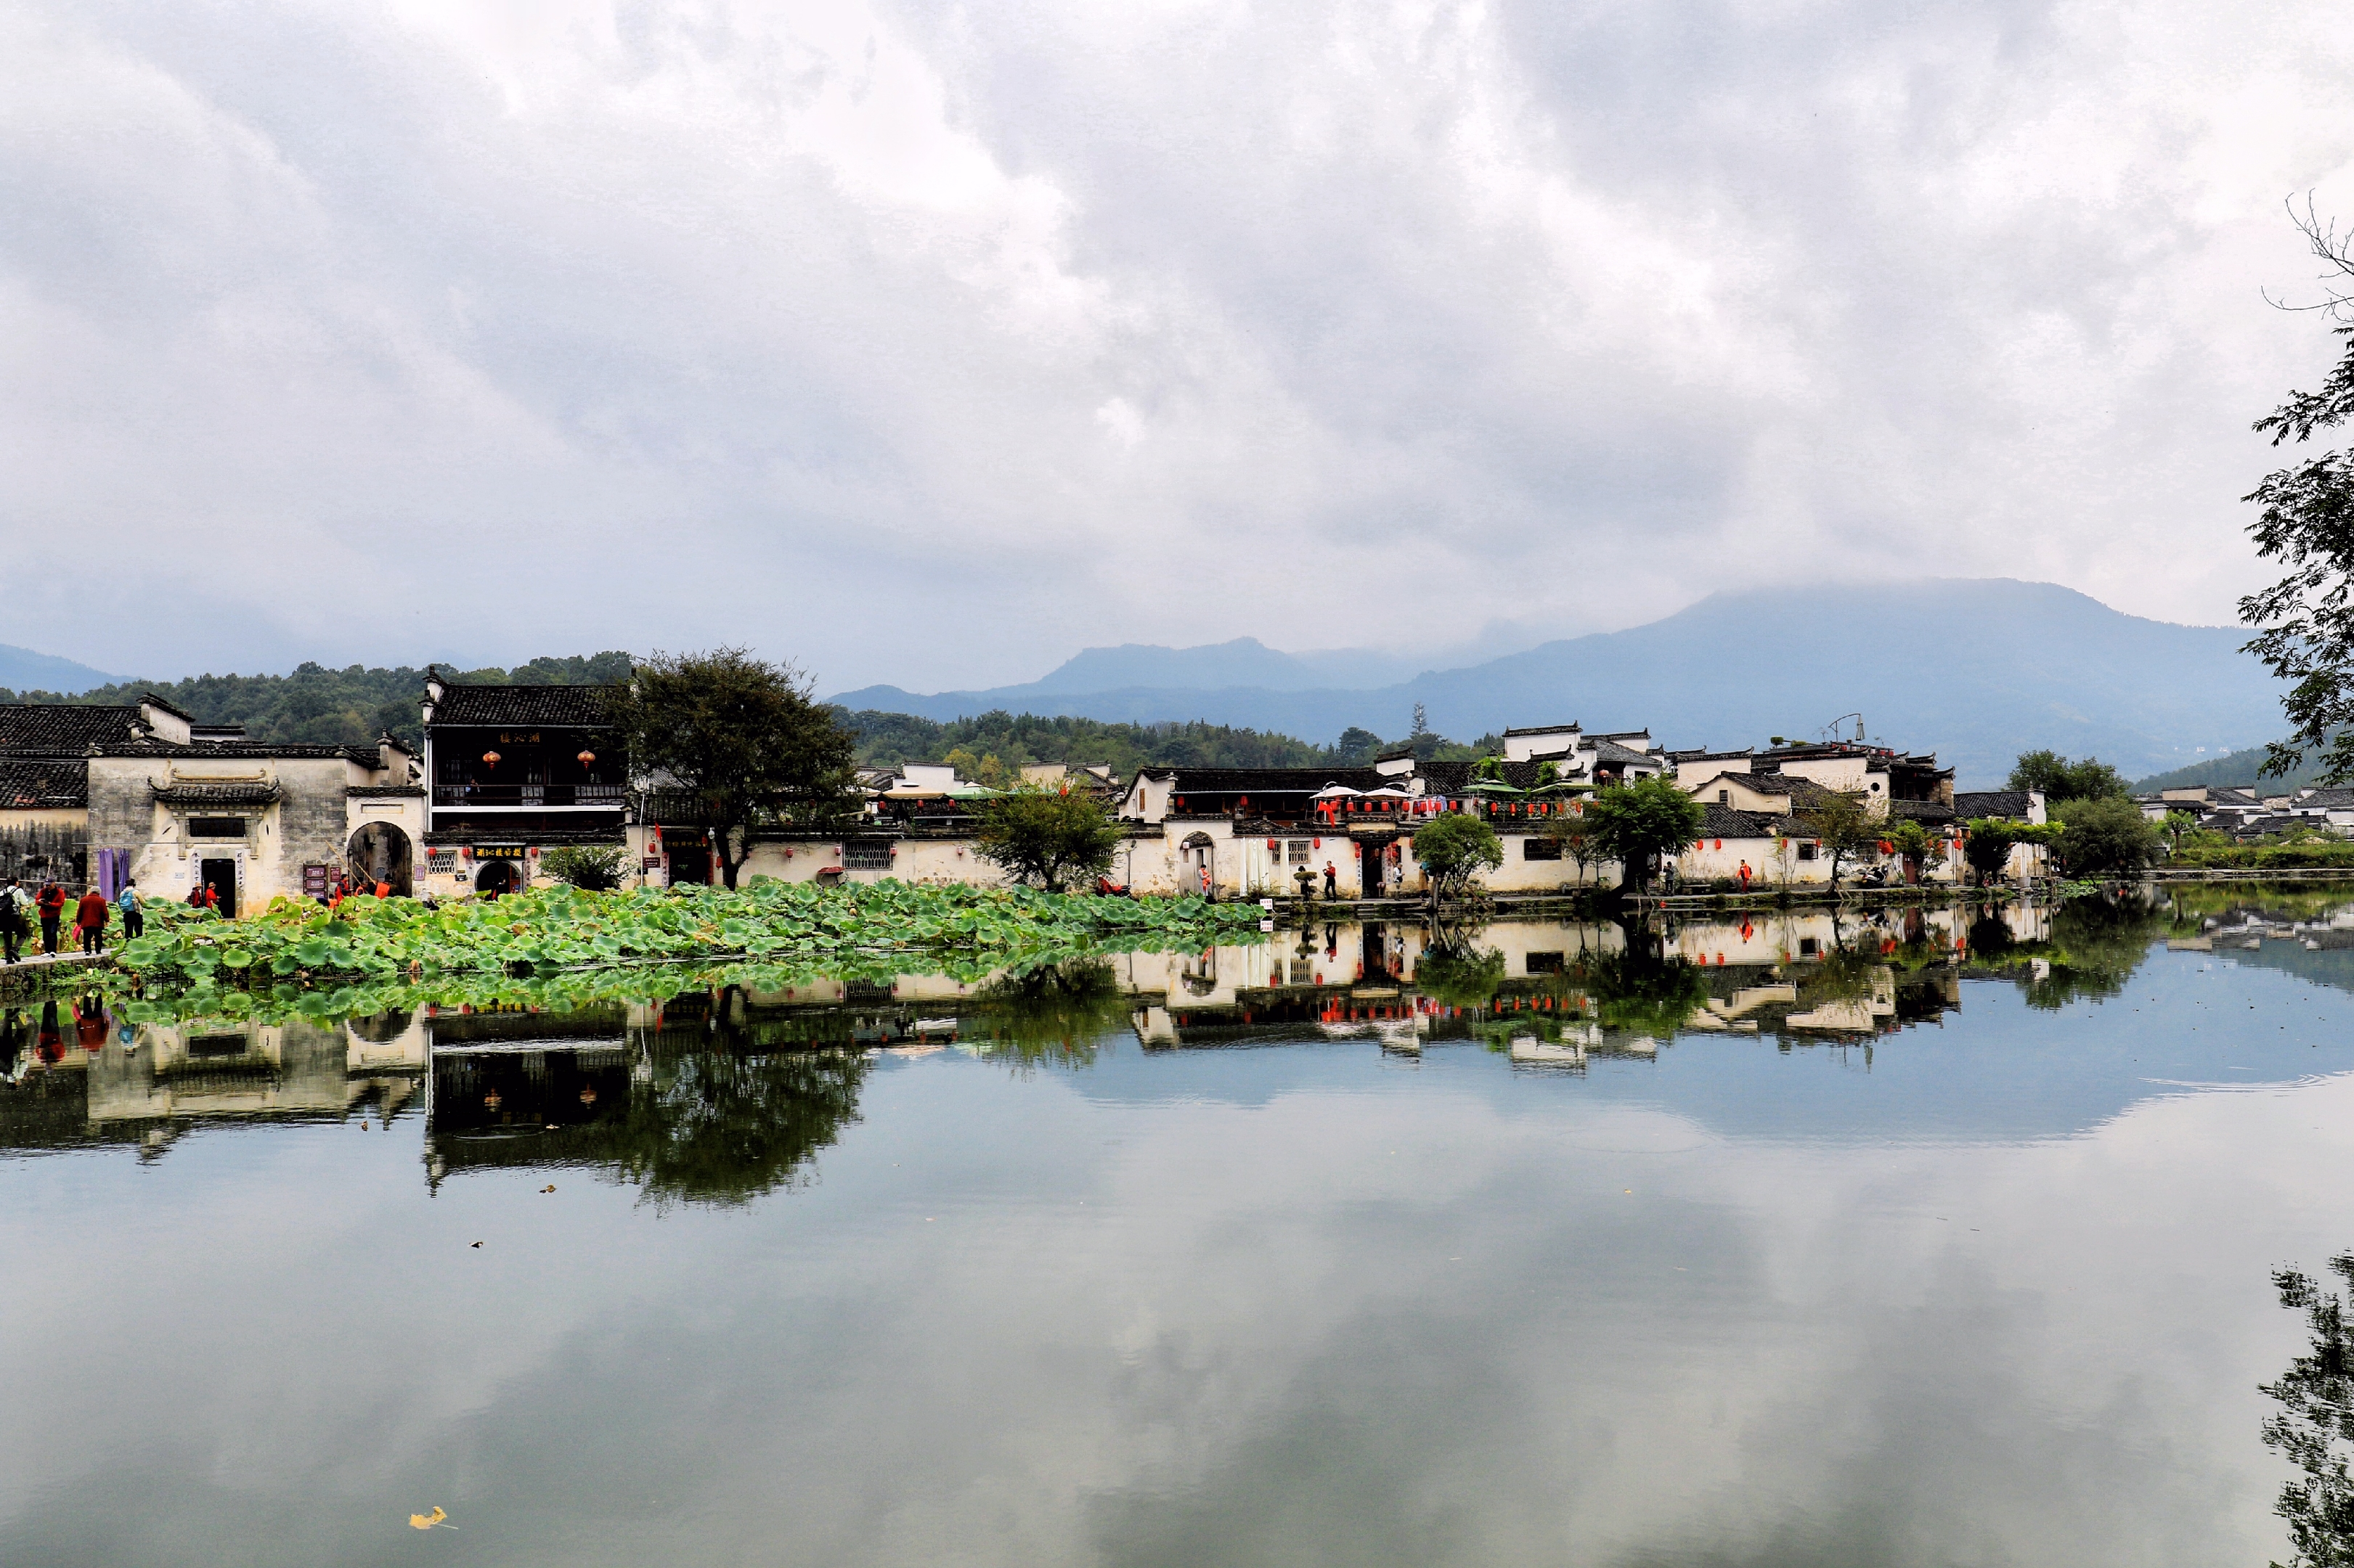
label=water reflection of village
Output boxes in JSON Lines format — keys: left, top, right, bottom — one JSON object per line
{"left": 7, "top": 888, "right": 2350, "bottom": 1188}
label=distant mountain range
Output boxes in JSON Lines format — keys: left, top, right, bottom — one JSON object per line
{"left": 831, "top": 579, "right": 2289, "bottom": 788}
{"left": 0, "top": 643, "right": 121, "bottom": 696}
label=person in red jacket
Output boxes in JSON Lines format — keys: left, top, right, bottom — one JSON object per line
{"left": 35, "top": 880, "right": 66, "bottom": 955}
{"left": 74, "top": 886, "right": 109, "bottom": 955}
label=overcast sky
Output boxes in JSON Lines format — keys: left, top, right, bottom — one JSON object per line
{"left": 4, "top": 0, "right": 2350, "bottom": 691}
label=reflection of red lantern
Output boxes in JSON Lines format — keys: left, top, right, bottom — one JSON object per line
{"left": 482, "top": 751, "right": 501, "bottom": 766}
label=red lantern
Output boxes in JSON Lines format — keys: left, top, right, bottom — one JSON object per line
{"left": 577, "top": 750, "right": 596, "bottom": 765}
{"left": 481, "top": 751, "right": 501, "bottom": 767}
{"left": 1267, "top": 838, "right": 1279, "bottom": 849}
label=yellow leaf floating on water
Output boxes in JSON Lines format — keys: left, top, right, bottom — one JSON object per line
{"left": 541, "top": 1185, "right": 556, "bottom": 1193}
{"left": 408, "top": 1506, "right": 447, "bottom": 1530}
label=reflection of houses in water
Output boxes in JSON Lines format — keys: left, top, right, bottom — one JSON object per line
{"left": 0, "top": 1001, "right": 426, "bottom": 1158}
{"left": 421, "top": 992, "right": 873, "bottom": 1203}
{"left": 1101, "top": 916, "right": 1974, "bottom": 1055}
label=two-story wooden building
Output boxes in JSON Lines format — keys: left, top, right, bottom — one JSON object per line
{"left": 418, "top": 673, "right": 629, "bottom": 896}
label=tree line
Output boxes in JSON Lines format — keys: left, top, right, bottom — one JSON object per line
{"left": 0, "top": 653, "right": 633, "bottom": 750}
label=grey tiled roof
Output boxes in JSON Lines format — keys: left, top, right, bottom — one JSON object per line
{"left": 1590, "top": 740, "right": 1659, "bottom": 767}
{"left": 0, "top": 704, "right": 144, "bottom": 751}
{"left": 97, "top": 739, "right": 379, "bottom": 763}
{"left": 1955, "top": 791, "right": 2035, "bottom": 820}
{"left": 428, "top": 685, "right": 622, "bottom": 727}
{"left": 1695, "top": 804, "right": 1794, "bottom": 839}
{"left": 0, "top": 759, "right": 87, "bottom": 809}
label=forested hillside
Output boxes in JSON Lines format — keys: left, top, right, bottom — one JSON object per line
{"left": 0, "top": 653, "right": 632, "bottom": 748}
{"left": 837, "top": 709, "right": 1487, "bottom": 775}
{"left": 2131, "top": 747, "right": 2342, "bottom": 793}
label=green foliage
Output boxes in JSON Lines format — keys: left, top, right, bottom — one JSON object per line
{"left": 839, "top": 709, "right": 1491, "bottom": 773}
{"left": 2167, "top": 840, "right": 2354, "bottom": 870}
{"left": 540, "top": 844, "right": 627, "bottom": 892}
{"left": 974, "top": 785, "right": 1123, "bottom": 894}
{"left": 1584, "top": 777, "right": 1706, "bottom": 893}
{"left": 1963, "top": 817, "right": 2021, "bottom": 883}
{"left": 1573, "top": 943, "right": 1710, "bottom": 1035}
{"left": 2048, "top": 795, "right": 2159, "bottom": 875}
{"left": 966, "top": 959, "right": 1130, "bottom": 1068}
{"left": 0, "top": 653, "right": 632, "bottom": 749}
{"left": 2131, "top": 748, "right": 2344, "bottom": 794}
{"left": 611, "top": 1040, "right": 868, "bottom": 1207}
{"left": 1412, "top": 812, "right": 1504, "bottom": 900}
{"left": 1414, "top": 939, "right": 1507, "bottom": 1007}
{"left": 2260, "top": 1250, "right": 2354, "bottom": 1568}
{"left": 1795, "top": 790, "right": 1880, "bottom": 889}
{"left": 842, "top": 709, "right": 1335, "bottom": 773}
{"left": 100, "top": 878, "right": 1268, "bottom": 995}
{"left": 616, "top": 650, "right": 858, "bottom": 888}
{"left": 2240, "top": 209, "right": 2354, "bottom": 787}
{"left": 2007, "top": 749, "right": 2130, "bottom": 801}
{"left": 1963, "top": 894, "right": 2162, "bottom": 1010}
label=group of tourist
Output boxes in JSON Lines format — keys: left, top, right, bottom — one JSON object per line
{"left": 0, "top": 878, "right": 147, "bottom": 964}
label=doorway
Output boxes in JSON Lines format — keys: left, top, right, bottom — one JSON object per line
{"left": 475, "top": 860, "right": 516, "bottom": 897}
{"left": 347, "top": 823, "right": 413, "bottom": 896}
{"left": 667, "top": 838, "right": 711, "bottom": 887}
{"left": 199, "top": 859, "right": 238, "bottom": 917}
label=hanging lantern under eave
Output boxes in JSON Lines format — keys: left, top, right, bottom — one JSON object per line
{"left": 577, "top": 750, "right": 596, "bottom": 766}
{"left": 481, "top": 751, "right": 501, "bottom": 767}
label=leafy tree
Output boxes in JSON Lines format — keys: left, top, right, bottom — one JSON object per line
{"left": 974, "top": 784, "right": 1123, "bottom": 894}
{"left": 2242, "top": 203, "right": 2354, "bottom": 787}
{"left": 2159, "top": 808, "right": 2201, "bottom": 857}
{"left": 2260, "top": 1250, "right": 2354, "bottom": 1568}
{"left": 1414, "top": 936, "right": 1507, "bottom": 1008}
{"left": 1963, "top": 817, "right": 2021, "bottom": 885}
{"left": 1411, "top": 812, "right": 1503, "bottom": 902}
{"left": 1544, "top": 806, "right": 1602, "bottom": 883}
{"left": 2007, "top": 749, "right": 2130, "bottom": 801}
{"left": 1796, "top": 790, "right": 1881, "bottom": 891}
{"left": 613, "top": 650, "right": 858, "bottom": 889}
{"left": 1334, "top": 727, "right": 1385, "bottom": 764}
{"left": 2048, "top": 795, "right": 2159, "bottom": 875}
{"left": 540, "top": 844, "right": 626, "bottom": 891}
{"left": 1584, "top": 777, "right": 1706, "bottom": 894}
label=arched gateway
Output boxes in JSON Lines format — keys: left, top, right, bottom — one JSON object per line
{"left": 346, "top": 823, "right": 414, "bottom": 897}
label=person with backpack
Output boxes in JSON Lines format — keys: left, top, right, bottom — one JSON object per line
{"left": 35, "top": 880, "right": 65, "bottom": 955}
{"left": 116, "top": 879, "right": 142, "bottom": 941}
{"left": 0, "top": 879, "right": 26, "bottom": 965}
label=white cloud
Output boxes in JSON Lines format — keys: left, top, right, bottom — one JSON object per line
{"left": 0, "top": 0, "right": 2349, "bottom": 687}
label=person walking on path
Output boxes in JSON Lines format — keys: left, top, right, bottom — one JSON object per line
{"left": 76, "top": 886, "right": 109, "bottom": 955}
{"left": 0, "top": 879, "right": 25, "bottom": 965}
{"left": 1323, "top": 862, "right": 1338, "bottom": 899}
{"left": 35, "top": 880, "right": 65, "bottom": 955}
{"left": 187, "top": 882, "right": 205, "bottom": 909}
{"left": 116, "top": 880, "right": 142, "bottom": 941}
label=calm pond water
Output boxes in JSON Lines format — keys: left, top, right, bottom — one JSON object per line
{"left": 5, "top": 888, "right": 2354, "bottom": 1567}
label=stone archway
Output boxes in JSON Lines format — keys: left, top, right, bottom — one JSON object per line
{"left": 475, "top": 860, "right": 516, "bottom": 897}
{"left": 347, "top": 822, "right": 413, "bottom": 896}
{"left": 1179, "top": 832, "right": 1215, "bottom": 899}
